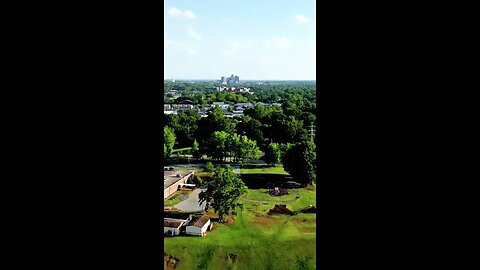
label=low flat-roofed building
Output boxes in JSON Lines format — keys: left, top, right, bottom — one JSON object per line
{"left": 164, "top": 219, "right": 184, "bottom": 236}
{"left": 164, "top": 170, "right": 195, "bottom": 199}
{"left": 186, "top": 215, "right": 211, "bottom": 236}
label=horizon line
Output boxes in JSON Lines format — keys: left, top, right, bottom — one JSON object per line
{"left": 163, "top": 79, "right": 316, "bottom": 81}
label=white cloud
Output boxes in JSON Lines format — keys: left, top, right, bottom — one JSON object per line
{"left": 184, "top": 10, "right": 196, "bottom": 19}
{"left": 168, "top": 7, "right": 196, "bottom": 19}
{"left": 187, "top": 27, "right": 202, "bottom": 40}
{"left": 295, "top": 14, "right": 309, "bottom": 24}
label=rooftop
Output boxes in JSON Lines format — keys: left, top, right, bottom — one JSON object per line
{"left": 188, "top": 215, "right": 210, "bottom": 228}
{"left": 164, "top": 170, "right": 194, "bottom": 189}
{"left": 164, "top": 219, "right": 184, "bottom": 228}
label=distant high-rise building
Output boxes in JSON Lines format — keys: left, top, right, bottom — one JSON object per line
{"left": 220, "top": 76, "right": 227, "bottom": 84}
{"left": 220, "top": 74, "right": 239, "bottom": 85}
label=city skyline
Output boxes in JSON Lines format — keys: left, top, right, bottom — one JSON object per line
{"left": 164, "top": 0, "right": 316, "bottom": 80}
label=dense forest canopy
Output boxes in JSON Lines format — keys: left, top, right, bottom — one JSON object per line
{"left": 163, "top": 81, "right": 316, "bottom": 150}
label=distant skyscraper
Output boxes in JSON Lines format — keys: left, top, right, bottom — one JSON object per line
{"left": 220, "top": 74, "right": 239, "bottom": 85}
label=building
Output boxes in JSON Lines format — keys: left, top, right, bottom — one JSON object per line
{"left": 164, "top": 170, "right": 195, "bottom": 199}
{"left": 163, "top": 110, "right": 178, "bottom": 115}
{"left": 163, "top": 214, "right": 211, "bottom": 237}
{"left": 219, "top": 74, "right": 240, "bottom": 85}
{"left": 212, "top": 102, "right": 229, "bottom": 111}
{"left": 185, "top": 215, "right": 211, "bottom": 236}
{"left": 164, "top": 100, "right": 195, "bottom": 111}
{"left": 164, "top": 218, "right": 186, "bottom": 236}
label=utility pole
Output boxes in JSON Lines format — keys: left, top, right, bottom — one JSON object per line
{"left": 309, "top": 122, "right": 316, "bottom": 142}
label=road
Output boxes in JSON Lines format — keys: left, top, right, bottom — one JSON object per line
{"left": 172, "top": 188, "right": 207, "bottom": 212}
{"left": 167, "top": 164, "right": 241, "bottom": 174}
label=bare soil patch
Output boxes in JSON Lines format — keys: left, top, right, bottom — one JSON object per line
{"left": 267, "top": 205, "right": 295, "bottom": 215}
{"left": 164, "top": 253, "right": 180, "bottom": 270}
{"left": 300, "top": 205, "right": 316, "bottom": 213}
{"left": 250, "top": 215, "right": 277, "bottom": 227}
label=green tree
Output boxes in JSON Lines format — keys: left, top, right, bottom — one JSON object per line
{"left": 279, "top": 143, "right": 293, "bottom": 162}
{"left": 208, "top": 131, "right": 229, "bottom": 161}
{"left": 199, "top": 165, "right": 247, "bottom": 223}
{"left": 205, "top": 161, "right": 214, "bottom": 173}
{"left": 226, "top": 133, "right": 241, "bottom": 162}
{"left": 164, "top": 126, "right": 175, "bottom": 158}
{"left": 192, "top": 139, "right": 201, "bottom": 159}
{"left": 264, "top": 142, "right": 281, "bottom": 166}
{"left": 283, "top": 141, "right": 316, "bottom": 186}
{"left": 194, "top": 106, "right": 236, "bottom": 145}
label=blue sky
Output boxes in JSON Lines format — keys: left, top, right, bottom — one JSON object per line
{"left": 164, "top": 0, "right": 316, "bottom": 80}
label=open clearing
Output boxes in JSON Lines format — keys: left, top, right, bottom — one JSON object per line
{"left": 164, "top": 166, "right": 316, "bottom": 270}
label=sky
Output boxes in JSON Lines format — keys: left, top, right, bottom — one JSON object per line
{"left": 164, "top": 0, "right": 316, "bottom": 80}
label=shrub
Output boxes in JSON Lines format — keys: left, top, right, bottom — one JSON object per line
{"left": 205, "top": 162, "right": 214, "bottom": 173}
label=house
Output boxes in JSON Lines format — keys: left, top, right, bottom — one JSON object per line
{"left": 185, "top": 215, "right": 211, "bottom": 236}
{"left": 232, "top": 110, "right": 244, "bottom": 117}
{"left": 164, "top": 219, "right": 185, "bottom": 236}
{"left": 236, "top": 102, "right": 253, "bottom": 108}
{"left": 212, "top": 102, "right": 229, "bottom": 111}
{"left": 164, "top": 215, "right": 192, "bottom": 236}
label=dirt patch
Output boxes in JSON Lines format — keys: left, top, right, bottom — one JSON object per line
{"left": 227, "top": 253, "right": 237, "bottom": 263}
{"left": 268, "top": 205, "right": 295, "bottom": 215}
{"left": 251, "top": 215, "right": 278, "bottom": 226}
{"left": 300, "top": 205, "right": 316, "bottom": 213}
{"left": 203, "top": 212, "right": 219, "bottom": 219}
{"left": 164, "top": 253, "right": 180, "bottom": 270}
{"left": 290, "top": 217, "right": 316, "bottom": 224}
{"left": 299, "top": 227, "right": 316, "bottom": 233}
{"left": 223, "top": 214, "right": 235, "bottom": 224}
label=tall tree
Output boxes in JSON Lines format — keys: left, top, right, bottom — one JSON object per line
{"left": 283, "top": 141, "right": 316, "bottom": 185}
{"left": 164, "top": 126, "right": 176, "bottom": 158}
{"left": 264, "top": 142, "right": 281, "bottom": 166}
{"left": 191, "top": 139, "right": 201, "bottom": 159}
{"left": 208, "top": 131, "right": 229, "bottom": 161}
{"left": 194, "top": 106, "right": 236, "bottom": 145}
{"left": 199, "top": 166, "right": 247, "bottom": 223}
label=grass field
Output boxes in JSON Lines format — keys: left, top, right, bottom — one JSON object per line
{"left": 245, "top": 188, "right": 296, "bottom": 201}
{"left": 240, "top": 165, "right": 289, "bottom": 175}
{"left": 164, "top": 166, "right": 316, "bottom": 270}
{"left": 164, "top": 190, "right": 192, "bottom": 206}
{"left": 171, "top": 147, "right": 192, "bottom": 153}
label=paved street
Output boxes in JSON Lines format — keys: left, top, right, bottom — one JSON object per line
{"left": 173, "top": 188, "right": 207, "bottom": 212}
{"left": 166, "top": 164, "right": 241, "bottom": 175}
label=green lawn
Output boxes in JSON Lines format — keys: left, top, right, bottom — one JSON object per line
{"left": 172, "top": 147, "right": 192, "bottom": 153}
{"left": 173, "top": 166, "right": 201, "bottom": 172}
{"left": 240, "top": 166, "right": 289, "bottom": 175}
{"left": 164, "top": 166, "right": 316, "bottom": 270}
{"left": 164, "top": 190, "right": 191, "bottom": 206}
{"left": 245, "top": 188, "right": 297, "bottom": 202}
